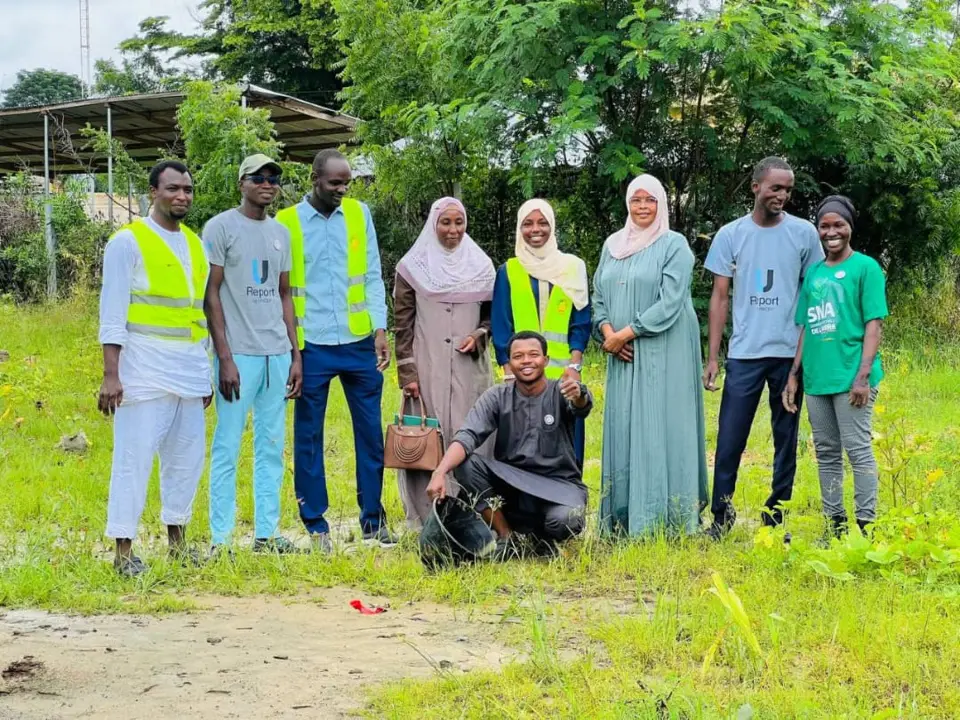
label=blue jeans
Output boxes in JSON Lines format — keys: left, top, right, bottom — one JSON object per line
{"left": 710, "top": 357, "right": 802, "bottom": 526}
{"left": 294, "top": 338, "right": 386, "bottom": 535}
{"left": 209, "top": 353, "right": 292, "bottom": 545}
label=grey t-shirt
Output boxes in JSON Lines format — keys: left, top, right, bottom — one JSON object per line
{"left": 705, "top": 212, "right": 823, "bottom": 359}
{"left": 203, "top": 208, "right": 293, "bottom": 356}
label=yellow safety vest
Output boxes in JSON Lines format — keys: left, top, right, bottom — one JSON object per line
{"left": 276, "top": 198, "right": 373, "bottom": 349}
{"left": 123, "top": 219, "right": 208, "bottom": 343}
{"left": 505, "top": 258, "right": 573, "bottom": 379}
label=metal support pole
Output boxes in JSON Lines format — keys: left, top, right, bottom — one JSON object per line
{"left": 127, "top": 177, "right": 133, "bottom": 224}
{"left": 43, "top": 113, "right": 57, "bottom": 297}
{"left": 106, "top": 104, "right": 114, "bottom": 225}
{"left": 87, "top": 174, "right": 95, "bottom": 216}
{"left": 240, "top": 93, "right": 248, "bottom": 158}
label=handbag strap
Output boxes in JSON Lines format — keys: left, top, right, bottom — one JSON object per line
{"left": 399, "top": 394, "right": 428, "bottom": 427}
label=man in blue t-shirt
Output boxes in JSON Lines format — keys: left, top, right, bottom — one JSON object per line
{"left": 703, "top": 157, "right": 824, "bottom": 539}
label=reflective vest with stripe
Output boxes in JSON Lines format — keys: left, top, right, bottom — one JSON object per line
{"left": 123, "top": 219, "right": 208, "bottom": 343}
{"left": 275, "top": 199, "right": 373, "bottom": 350}
{"left": 505, "top": 258, "right": 572, "bottom": 379}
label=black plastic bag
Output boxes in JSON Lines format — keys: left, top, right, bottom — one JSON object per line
{"left": 419, "top": 496, "right": 496, "bottom": 570}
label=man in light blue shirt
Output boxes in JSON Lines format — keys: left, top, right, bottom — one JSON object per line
{"left": 703, "top": 156, "right": 824, "bottom": 540}
{"left": 284, "top": 149, "right": 394, "bottom": 551}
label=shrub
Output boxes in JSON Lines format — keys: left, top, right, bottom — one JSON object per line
{"left": 0, "top": 174, "right": 110, "bottom": 302}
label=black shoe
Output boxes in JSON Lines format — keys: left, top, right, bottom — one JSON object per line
{"left": 829, "top": 514, "right": 849, "bottom": 539}
{"left": 704, "top": 513, "right": 735, "bottom": 541}
{"left": 526, "top": 536, "right": 561, "bottom": 559}
{"left": 311, "top": 532, "right": 334, "bottom": 555}
{"left": 114, "top": 554, "right": 147, "bottom": 578}
{"left": 856, "top": 518, "right": 873, "bottom": 534}
{"left": 170, "top": 546, "right": 203, "bottom": 567}
{"left": 362, "top": 526, "right": 398, "bottom": 547}
{"left": 253, "top": 537, "right": 301, "bottom": 554}
{"left": 209, "top": 544, "right": 235, "bottom": 560}
{"left": 491, "top": 536, "right": 523, "bottom": 562}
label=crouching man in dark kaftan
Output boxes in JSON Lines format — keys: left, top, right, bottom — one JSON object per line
{"left": 427, "top": 331, "right": 592, "bottom": 554}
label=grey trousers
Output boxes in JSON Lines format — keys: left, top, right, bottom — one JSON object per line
{"left": 805, "top": 389, "right": 879, "bottom": 522}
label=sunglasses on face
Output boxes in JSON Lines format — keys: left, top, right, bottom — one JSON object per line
{"left": 245, "top": 174, "right": 281, "bottom": 186}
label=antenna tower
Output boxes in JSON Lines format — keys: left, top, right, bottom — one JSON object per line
{"left": 79, "top": 0, "right": 92, "bottom": 96}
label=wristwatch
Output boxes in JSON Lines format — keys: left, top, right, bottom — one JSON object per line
{"left": 567, "top": 363, "right": 583, "bottom": 373}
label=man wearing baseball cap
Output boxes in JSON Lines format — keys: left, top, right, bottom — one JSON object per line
{"left": 202, "top": 153, "right": 303, "bottom": 554}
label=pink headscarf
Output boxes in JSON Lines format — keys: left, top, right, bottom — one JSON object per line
{"left": 395, "top": 197, "right": 495, "bottom": 303}
{"left": 606, "top": 175, "right": 671, "bottom": 260}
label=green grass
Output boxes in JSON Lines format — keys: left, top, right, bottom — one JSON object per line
{"left": 2, "top": 293, "right": 960, "bottom": 717}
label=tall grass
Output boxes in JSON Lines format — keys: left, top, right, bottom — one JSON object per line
{"left": 1, "top": 291, "right": 959, "bottom": 717}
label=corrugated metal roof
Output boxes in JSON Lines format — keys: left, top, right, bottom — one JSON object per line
{"left": 0, "top": 84, "right": 358, "bottom": 174}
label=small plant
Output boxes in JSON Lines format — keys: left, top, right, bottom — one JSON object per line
{"left": 702, "top": 572, "right": 764, "bottom": 675}
{"left": 794, "top": 502, "right": 960, "bottom": 584}
{"left": 874, "top": 407, "right": 931, "bottom": 507}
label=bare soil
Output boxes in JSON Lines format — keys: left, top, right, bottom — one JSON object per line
{"left": 0, "top": 588, "right": 515, "bottom": 719}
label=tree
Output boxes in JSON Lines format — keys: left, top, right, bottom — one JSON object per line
{"left": 120, "top": 2, "right": 344, "bottom": 104}
{"left": 93, "top": 17, "right": 195, "bottom": 96}
{"left": 81, "top": 81, "right": 309, "bottom": 228}
{"left": 338, "top": 0, "right": 960, "bottom": 281}
{"left": 2, "top": 69, "right": 83, "bottom": 108}
{"left": 177, "top": 81, "right": 313, "bottom": 225}
{"left": 333, "top": 0, "right": 523, "bottom": 275}
{"left": 93, "top": 59, "right": 173, "bottom": 97}
{"left": 334, "top": 0, "right": 503, "bottom": 201}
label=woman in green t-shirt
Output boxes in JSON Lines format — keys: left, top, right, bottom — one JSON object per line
{"left": 782, "top": 196, "right": 888, "bottom": 537}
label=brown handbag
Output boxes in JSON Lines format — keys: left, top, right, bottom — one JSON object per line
{"left": 384, "top": 396, "right": 444, "bottom": 472}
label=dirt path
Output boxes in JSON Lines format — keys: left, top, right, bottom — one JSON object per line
{"left": 0, "top": 588, "right": 516, "bottom": 719}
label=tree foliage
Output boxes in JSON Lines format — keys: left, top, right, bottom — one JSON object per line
{"left": 123, "top": 1, "right": 343, "bottom": 105}
{"left": 92, "top": 17, "right": 195, "bottom": 96}
{"left": 78, "top": 82, "right": 307, "bottom": 231}
{"left": 338, "top": 0, "right": 960, "bottom": 282}
{"left": 175, "top": 81, "right": 310, "bottom": 225}
{"left": 2, "top": 69, "right": 83, "bottom": 108}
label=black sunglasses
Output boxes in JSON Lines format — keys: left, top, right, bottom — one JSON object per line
{"left": 245, "top": 174, "right": 281, "bottom": 186}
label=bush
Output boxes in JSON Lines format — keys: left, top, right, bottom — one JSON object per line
{"left": 0, "top": 174, "right": 110, "bottom": 303}
{"left": 884, "top": 259, "right": 960, "bottom": 352}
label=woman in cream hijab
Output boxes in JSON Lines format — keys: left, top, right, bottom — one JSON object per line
{"left": 491, "top": 198, "right": 591, "bottom": 465}
{"left": 593, "top": 174, "right": 708, "bottom": 537}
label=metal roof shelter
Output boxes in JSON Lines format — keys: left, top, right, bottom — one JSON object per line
{"left": 0, "top": 84, "right": 358, "bottom": 296}
{"left": 0, "top": 83, "right": 357, "bottom": 173}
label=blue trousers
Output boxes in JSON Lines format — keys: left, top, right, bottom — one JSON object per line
{"left": 710, "top": 357, "right": 802, "bottom": 526}
{"left": 294, "top": 338, "right": 386, "bottom": 534}
{"left": 209, "top": 353, "right": 292, "bottom": 545}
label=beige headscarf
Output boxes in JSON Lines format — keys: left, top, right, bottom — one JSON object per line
{"left": 606, "top": 174, "right": 671, "bottom": 259}
{"left": 514, "top": 199, "right": 589, "bottom": 310}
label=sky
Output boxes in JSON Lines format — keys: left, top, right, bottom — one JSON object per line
{"left": 0, "top": 0, "right": 201, "bottom": 93}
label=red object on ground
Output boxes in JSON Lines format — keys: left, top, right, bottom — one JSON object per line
{"left": 349, "top": 599, "right": 387, "bottom": 615}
